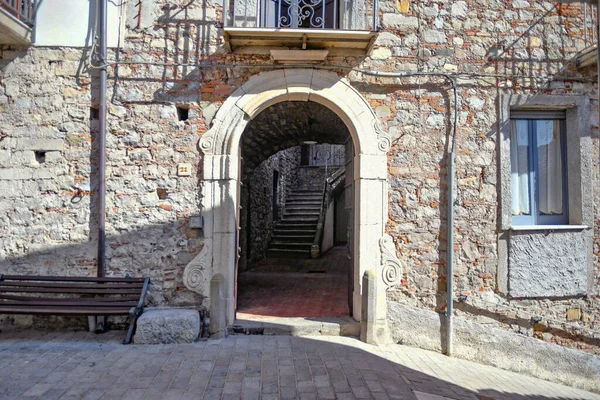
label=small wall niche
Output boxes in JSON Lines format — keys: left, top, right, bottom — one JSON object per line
{"left": 176, "top": 106, "right": 189, "bottom": 121}
{"left": 35, "top": 151, "right": 46, "bottom": 164}
{"left": 90, "top": 107, "right": 100, "bottom": 120}
{"left": 157, "top": 188, "right": 168, "bottom": 199}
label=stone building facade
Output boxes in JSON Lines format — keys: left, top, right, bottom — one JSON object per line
{"left": 0, "top": 0, "right": 599, "bottom": 390}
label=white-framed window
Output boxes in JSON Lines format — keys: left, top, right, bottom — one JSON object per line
{"left": 510, "top": 110, "right": 568, "bottom": 226}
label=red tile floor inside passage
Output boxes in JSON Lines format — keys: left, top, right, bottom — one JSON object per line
{"left": 237, "top": 246, "right": 350, "bottom": 318}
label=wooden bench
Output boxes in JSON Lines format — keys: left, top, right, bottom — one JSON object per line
{"left": 0, "top": 274, "right": 150, "bottom": 344}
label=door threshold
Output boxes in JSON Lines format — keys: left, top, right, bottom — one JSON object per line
{"left": 228, "top": 315, "right": 359, "bottom": 337}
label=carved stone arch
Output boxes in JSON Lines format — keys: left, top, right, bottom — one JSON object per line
{"left": 185, "top": 69, "right": 392, "bottom": 342}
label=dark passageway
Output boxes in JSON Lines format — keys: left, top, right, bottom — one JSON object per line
{"left": 236, "top": 101, "right": 353, "bottom": 320}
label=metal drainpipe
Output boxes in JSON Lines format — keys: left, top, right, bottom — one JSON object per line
{"left": 354, "top": 69, "right": 458, "bottom": 356}
{"left": 91, "top": 0, "right": 108, "bottom": 334}
{"left": 97, "top": 0, "right": 108, "bottom": 279}
{"left": 372, "top": 0, "right": 379, "bottom": 30}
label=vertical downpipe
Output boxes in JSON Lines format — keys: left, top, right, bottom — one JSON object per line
{"left": 98, "top": 0, "right": 108, "bottom": 279}
{"left": 372, "top": 0, "right": 378, "bottom": 30}
{"left": 597, "top": 0, "right": 600, "bottom": 115}
{"left": 446, "top": 78, "right": 458, "bottom": 357}
{"left": 446, "top": 151, "right": 454, "bottom": 356}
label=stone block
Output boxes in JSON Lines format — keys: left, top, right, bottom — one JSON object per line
{"left": 284, "top": 69, "right": 313, "bottom": 102}
{"left": 582, "top": 313, "right": 595, "bottom": 322}
{"left": 0, "top": 168, "right": 33, "bottom": 180}
{"left": 508, "top": 231, "right": 589, "bottom": 298}
{"left": 134, "top": 308, "right": 200, "bottom": 344}
{"left": 14, "top": 139, "right": 63, "bottom": 151}
{"left": 566, "top": 308, "right": 581, "bottom": 321}
{"left": 381, "top": 14, "right": 418, "bottom": 29}
{"left": 422, "top": 30, "right": 447, "bottom": 44}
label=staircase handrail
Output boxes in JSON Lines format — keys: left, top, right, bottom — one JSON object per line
{"left": 311, "top": 167, "right": 345, "bottom": 258}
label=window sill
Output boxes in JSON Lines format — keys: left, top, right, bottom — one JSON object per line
{"left": 510, "top": 225, "right": 589, "bottom": 231}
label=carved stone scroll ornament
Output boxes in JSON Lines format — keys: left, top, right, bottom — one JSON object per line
{"left": 374, "top": 121, "right": 392, "bottom": 153}
{"left": 198, "top": 128, "right": 216, "bottom": 155}
{"left": 380, "top": 234, "right": 402, "bottom": 288}
{"left": 183, "top": 242, "right": 210, "bottom": 293}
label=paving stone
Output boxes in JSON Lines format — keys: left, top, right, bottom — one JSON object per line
{"left": 0, "top": 331, "right": 599, "bottom": 400}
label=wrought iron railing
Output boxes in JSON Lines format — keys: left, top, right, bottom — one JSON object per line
{"left": 1, "top": 0, "right": 36, "bottom": 27}
{"left": 224, "top": 0, "right": 377, "bottom": 30}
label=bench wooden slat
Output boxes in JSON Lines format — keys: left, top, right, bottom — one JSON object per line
{"left": 0, "top": 306, "right": 132, "bottom": 315}
{"left": 1, "top": 275, "right": 145, "bottom": 283}
{"left": 0, "top": 300, "right": 139, "bottom": 307}
{"left": 0, "top": 294, "right": 141, "bottom": 302}
{"left": 0, "top": 287, "right": 142, "bottom": 295}
{"left": 0, "top": 275, "right": 150, "bottom": 344}
{"left": 0, "top": 281, "right": 144, "bottom": 289}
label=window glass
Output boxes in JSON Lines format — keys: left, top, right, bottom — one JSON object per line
{"left": 510, "top": 115, "right": 567, "bottom": 225}
{"left": 536, "top": 120, "right": 564, "bottom": 216}
{"left": 510, "top": 120, "right": 531, "bottom": 216}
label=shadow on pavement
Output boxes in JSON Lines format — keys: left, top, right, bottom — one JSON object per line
{"left": 0, "top": 329, "right": 597, "bottom": 400}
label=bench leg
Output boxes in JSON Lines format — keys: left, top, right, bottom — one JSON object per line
{"left": 88, "top": 316, "right": 96, "bottom": 332}
{"left": 123, "top": 308, "right": 142, "bottom": 345}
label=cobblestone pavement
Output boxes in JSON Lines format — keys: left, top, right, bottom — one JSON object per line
{"left": 0, "top": 330, "right": 598, "bottom": 400}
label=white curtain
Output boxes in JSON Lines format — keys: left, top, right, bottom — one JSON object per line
{"left": 510, "top": 120, "right": 530, "bottom": 215}
{"left": 537, "top": 120, "right": 563, "bottom": 215}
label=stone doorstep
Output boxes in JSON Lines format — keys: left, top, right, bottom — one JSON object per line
{"left": 228, "top": 316, "right": 360, "bottom": 337}
{"left": 134, "top": 308, "right": 201, "bottom": 344}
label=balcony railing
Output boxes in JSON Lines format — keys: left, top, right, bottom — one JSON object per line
{"left": 223, "top": 0, "right": 377, "bottom": 31}
{"left": 1, "top": 0, "right": 36, "bottom": 27}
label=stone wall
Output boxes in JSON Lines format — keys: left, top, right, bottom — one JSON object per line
{"left": 245, "top": 147, "right": 301, "bottom": 264}
{"left": 0, "top": 46, "right": 204, "bottom": 309}
{"left": 0, "top": 0, "right": 598, "bottom": 356}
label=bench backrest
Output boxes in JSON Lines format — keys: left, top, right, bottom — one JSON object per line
{"left": 0, "top": 274, "right": 150, "bottom": 315}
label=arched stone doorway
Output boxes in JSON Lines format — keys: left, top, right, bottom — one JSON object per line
{"left": 183, "top": 69, "right": 398, "bottom": 343}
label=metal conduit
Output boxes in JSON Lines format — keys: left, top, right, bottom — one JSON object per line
{"left": 97, "top": 0, "right": 108, "bottom": 279}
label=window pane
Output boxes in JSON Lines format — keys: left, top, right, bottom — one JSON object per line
{"left": 536, "top": 120, "right": 564, "bottom": 215}
{"left": 510, "top": 120, "right": 531, "bottom": 215}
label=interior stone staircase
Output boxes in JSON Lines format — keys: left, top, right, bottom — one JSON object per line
{"left": 266, "top": 189, "right": 322, "bottom": 258}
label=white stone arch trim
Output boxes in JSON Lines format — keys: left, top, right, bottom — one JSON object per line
{"left": 200, "top": 69, "right": 392, "bottom": 160}
{"left": 185, "top": 69, "right": 392, "bottom": 341}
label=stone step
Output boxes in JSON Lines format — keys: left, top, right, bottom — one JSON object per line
{"left": 266, "top": 249, "right": 311, "bottom": 259}
{"left": 274, "top": 223, "right": 317, "bottom": 231}
{"left": 285, "top": 204, "right": 322, "bottom": 209}
{"left": 269, "top": 242, "right": 313, "bottom": 249}
{"left": 279, "top": 217, "right": 319, "bottom": 223}
{"left": 228, "top": 317, "right": 360, "bottom": 337}
{"left": 290, "top": 189, "right": 322, "bottom": 194}
{"left": 271, "top": 235, "right": 315, "bottom": 243}
{"left": 283, "top": 211, "right": 321, "bottom": 217}
{"left": 287, "top": 195, "right": 323, "bottom": 201}
{"left": 271, "top": 240, "right": 314, "bottom": 247}
{"left": 273, "top": 225, "right": 317, "bottom": 236}
{"left": 284, "top": 207, "right": 321, "bottom": 211}
{"left": 285, "top": 204, "right": 322, "bottom": 210}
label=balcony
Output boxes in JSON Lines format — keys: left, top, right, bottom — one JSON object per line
{"left": 0, "top": 0, "right": 35, "bottom": 45}
{"left": 222, "top": 0, "right": 378, "bottom": 57}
